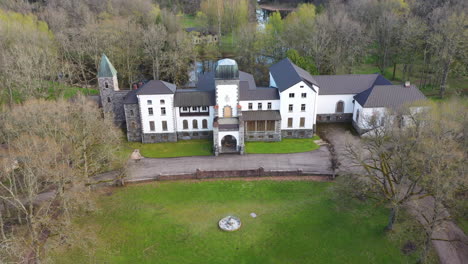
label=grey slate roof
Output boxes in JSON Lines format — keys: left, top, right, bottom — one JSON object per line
{"left": 355, "top": 85, "right": 426, "bottom": 108}
{"left": 136, "top": 80, "right": 176, "bottom": 95}
{"left": 174, "top": 90, "right": 215, "bottom": 107}
{"left": 242, "top": 110, "right": 281, "bottom": 121}
{"left": 123, "top": 89, "right": 138, "bottom": 104}
{"left": 239, "top": 82, "right": 279, "bottom": 100}
{"left": 314, "top": 74, "right": 392, "bottom": 95}
{"left": 98, "top": 54, "right": 117, "bottom": 78}
{"left": 269, "top": 58, "right": 318, "bottom": 93}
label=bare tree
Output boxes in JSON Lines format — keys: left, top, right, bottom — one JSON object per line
{"left": 143, "top": 24, "right": 168, "bottom": 80}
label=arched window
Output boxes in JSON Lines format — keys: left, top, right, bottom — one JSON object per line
{"left": 193, "top": 119, "right": 198, "bottom": 129}
{"left": 336, "top": 101, "right": 344, "bottom": 113}
{"left": 105, "top": 82, "right": 109, "bottom": 88}
{"left": 356, "top": 109, "right": 360, "bottom": 123}
{"left": 131, "top": 122, "right": 136, "bottom": 129}
{"left": 202, "top": 119, "right": 208, "bottom": 129}
{"left": 183, "top": 120, "right": 188, "bottom": 130}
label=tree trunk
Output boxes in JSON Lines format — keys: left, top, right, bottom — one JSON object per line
{"left": 385, "top": 207, "right": 398, "bottom": 231}
{"left": 392, "top": 63, "right": 397, "bottom": 80}
{"left": 439, "top": 61, "right": 450, "bottom": 98}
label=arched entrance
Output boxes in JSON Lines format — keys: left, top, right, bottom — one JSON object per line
{"left": 221, "top": 135, "right": 237, "bottom": 152}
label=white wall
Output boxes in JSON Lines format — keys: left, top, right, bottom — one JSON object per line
{"left": 175, "top": 106, "right": 214, "bottom": 132}
{"left": 216, "top": 84, "right": 239, "bottom": 117}
{"left": 279, "top": 81, "right": 318, "bottom": 130}
{"left": 353, "top": 101, "right": 387, "bottom": 130}
{"left": 138, "top": 94, "right": 175, "bottom": 134}
{"left": 317, "top": 94, "right": 355, "bottom": 114}
{"left": 239, "top": 100, "right": 280, "bottom": 111}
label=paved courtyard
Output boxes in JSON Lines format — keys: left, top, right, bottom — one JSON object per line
{"left": 127, "top": 146, "right": 332, "bottom": 180}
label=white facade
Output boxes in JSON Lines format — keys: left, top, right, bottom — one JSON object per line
{"left": 353, "top": 101, "right": 387, "bottom": 130}
{"left": 138, "top": 94, "right": 175, "bottom": 134}
{"left": 217, "top": 131, "right": 240, "bottom": 146}
{"left": 317, "top": 94, "right": 355, "bottom": 114}
{"left": 279, "top": 81, "right": 318, "bottom": 130}
{"left": 175, "top": 106, "right": 215, "bottom": 132}
{"left": 239, "top": 100, "right": 280, "bottom": 111}
{"left": 216, "top": 84, "right": 239, "bottom": 117}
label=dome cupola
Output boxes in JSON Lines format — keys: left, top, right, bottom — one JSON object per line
{"left": 214, "top": 58, "right": 239, "bottom": 80}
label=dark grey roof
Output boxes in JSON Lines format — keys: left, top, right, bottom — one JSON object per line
{"left": 174, "top": 91, "right": 215, "bottom": 107}
{"left": 355, "top": 85, "right": 426, "bottom": 108}
{"left": 242, "top": 110, "right": 281, "bottom": 121}
{"left": 195, "top": 70, "right": 256, "bottom": 92}
{"left": 269, "top": 58, "right": 318, "bottom": 93}
{"left": 314, "top": 74, "right": 392, "bottom": 95}
{"left": 239, "top": 82, "right": 279, "bottom": 100}
{"left": 136, "top": 80, "right": 176, "bottom": 95}
{"left": 123, "top": 89, "right": 138, "bottom": 104}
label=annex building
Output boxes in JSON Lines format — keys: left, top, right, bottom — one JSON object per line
{"left": 98, "top": 55, "right": 426, "bottom": 155}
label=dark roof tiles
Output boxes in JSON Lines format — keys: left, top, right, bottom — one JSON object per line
{"left": 355, "top": 85, "right": 426, "bottom": 108}
{"left": 136, "top": 80, "right": 176, "bottom": 95}
{"left": 269, "top": 58, "right": 318, "bottom": 92}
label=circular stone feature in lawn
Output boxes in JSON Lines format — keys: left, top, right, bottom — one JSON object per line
{"left": 218, "top": 216, "right": 241, "bottom": 231}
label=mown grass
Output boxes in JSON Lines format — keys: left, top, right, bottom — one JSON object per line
{"left": 123, "top": 139, "right": 213, "bottom": 158}
{"left": 49, "top": 180, "right": 417, "bottom": 264}
{"left": 245, "top": 136, "right": 320, "bottom": 154}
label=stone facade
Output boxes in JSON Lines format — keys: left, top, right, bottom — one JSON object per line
{"left": 244, "top": 120, "right": 282, "bottom": 142}
{"left": 177, "top": 131, "right": 213, "bottom": 140}
{"left": 281, "top": 129, "right": 314, "bottom": 139}
{"left": 142, "top": 132, "right": 177, "bottom": 143}
{"left": 316, "top": 113, "right": 353, "bottom": 123}
{"left": 124, "top": 104, "right": 142, "bottom": 142}
{"left": 98, "top": 77, "right": 116, "bottom": 119}
{"left": 112, "top": 91, "right": 129, "bottom": 127}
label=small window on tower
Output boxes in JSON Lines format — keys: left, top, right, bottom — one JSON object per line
{"left": 107, "top": 97, "right": 111, "bottom": 103}
{"left": 105, "top": 82, "right": 109, "bottom": 88}
{"left": 130, "top": 110, "right": 134, "bottom": 116}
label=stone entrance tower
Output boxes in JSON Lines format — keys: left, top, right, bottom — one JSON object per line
{"left": 98, "top": 54, "right": 128, "bottom": 127}
{"left": 212, "top": 59, "right": 245, "bottom": 155}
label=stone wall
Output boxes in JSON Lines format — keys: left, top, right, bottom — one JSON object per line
{"left": 281, "top": 129, "right": 314, "bottom": 139}
{"left": 142, "top": 132, "right": 177, "bottom": 143}
{"left": 317, "top": 113, "right": 353, "bottom": 123}
{"left": 245, "top": 131, "right": 281, "bottom": 141}
{"left": 176, "top": 131, "right": 213, "bottom": 140}
{"left": 124, "top": 104, "right": 142, "bottom": 142}
{"left": 112, "top": 91, "right": 129, "bottom": 127}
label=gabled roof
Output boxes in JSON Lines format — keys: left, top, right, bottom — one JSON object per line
{"left": 269, "top": 58, "right": 318, "bottom": 92}
{"left": 314, "top": 74, "right": 392, "bottom": 95}
{"left": 239, "top": 83, "right": 279, "bottom": 100}
{"left": 123, "top": 89, "right": 138, "bottom": 104}
{"left": 174, "top": 90, "right": 215, "bottom": 107}
{"left": 98, "top": 54, "right": 117, "bottom": 78}
{"left": 355, "top": 84, "right": 426, "bottom": 108}
{"left": 136, "top": 80, "right": 176, "bottom": 95}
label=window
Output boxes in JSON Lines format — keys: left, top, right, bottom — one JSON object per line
{"left": 268, "top": 135, "right": 274, "bottom": 139}
{"left": 147, "top": 100, "right": 152, "bottom": 105}
{"left": 258, "top": 103, "right": 262, "bottom": 110}
{"left": 192, "top": 106, "right": 198, "bottom": 111}
{"left": 107, "top": 97, "right": 111, "bottom": 103}
{"left": 336, "top": 101, "right": 344, "bottom": 113}
{"left": 327, "top": 116, "right": 331, "bottom": 121}
{"left": 160, "top": 99, "right": 165, "bottom": 105}
{"left": 301, "top": 93, "right": 307, "bottom": 98}
{"left": 289, "top": 93, "right": 295, "bottom": 98}
{"left": 183, "top": 132, "right": 189, "bottom": 137}
{"left": 162, "top": 135, "right": 168, "bottom": 140}
{"left": 149, "top": 121, "right": 155, "bottom": 131}
{"left": 249, "top": 135, "right": 254, "bottom": 139}
{"left": 131, "top": 122, "right": 136, "bottom": 129}
{"left": 201, "top": 106, "right": 208, "bottom": 112}
{"left": 300, "top": 117, "right": 305, "bottom": 127}
{"left": 267, "top": 102, "right": 272, "bottom": 110}
{"left": 148, "top": 107, "right": 153, "bottom": 115}
{"left": 130, "top": 110, "right": 134, "bottom": 116}
{"left": 287, "top": 118, "right": 293, "bottom": 128}
{"left": 182, "top": 107, "right": 189, "bottom": 112}
{"left": 202, "top": 132, "right": 209, "bottom": 136}
{"left": 161, "top": 107, "right": 166, "bottom": 115}
{"left": 151, "top": 136, "right": 156, "bottom": 140}
{"left": 193, "top": 120, "right": 198, "bottom": 129}
{"left": 248, "top": 103, "right": 253, "bottom": 110}
{"left": 105, "top": 82, "right": 109, "bottom": 88}
{"left": 266, "top": 120, "right": 275, "bottom": 131}
{"left": 257, "top": 121, "right": 266, "bottom": 131}
{"left": 202, "top": 119, "right": 208, "bottom": 129}
{"left": 247, "top": 121, "right": 256, "bottom": 131}
{"left": 300, "top": 85, "right": 304, "bottom": 88}
{"left": 288, "top": 104, "right": 293, "bottom": 112}
{"left": 183, "top": 120, "right": 188, "bottom": 129}
{"left": 193, "top": 132, "right": 199, "bottom": 136}
{"left": 287, "top": 132, "right": 292, "bottom": 136}
{"left": 301, "top": 104, "right": 306, "bottom": 112}
{"left": 162, "top": 121, "right": 168, "bottom": 131}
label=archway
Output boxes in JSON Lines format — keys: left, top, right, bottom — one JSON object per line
{"left": 221, "top": 135, "right": 237, "bottom": 152}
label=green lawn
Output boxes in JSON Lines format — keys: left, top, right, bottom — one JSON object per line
{"left": 124, "top": 139, "right": 212, "bottom": 158}
{"left": 245, "top": 136, "right": 320, "bottom": 154}
{"left": 49, "top": 181, "right": 416, "bottom": 263}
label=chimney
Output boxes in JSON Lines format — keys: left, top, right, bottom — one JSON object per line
{"left": 404, "top": 81, "right": 411, "bottom": 88}
{"left": 138, "top": 81, "right": 144, "bottom": 88}
{"left": 132, "top": 83, "right": 138, "bottom": 90}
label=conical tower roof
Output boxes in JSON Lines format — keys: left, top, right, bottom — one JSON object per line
{"left": 98, "top": 54, "right": 117, "bottom": 78}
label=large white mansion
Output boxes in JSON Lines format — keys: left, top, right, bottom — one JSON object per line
{"left": 98, "top": 55, "right": 426, "bottom": 155}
